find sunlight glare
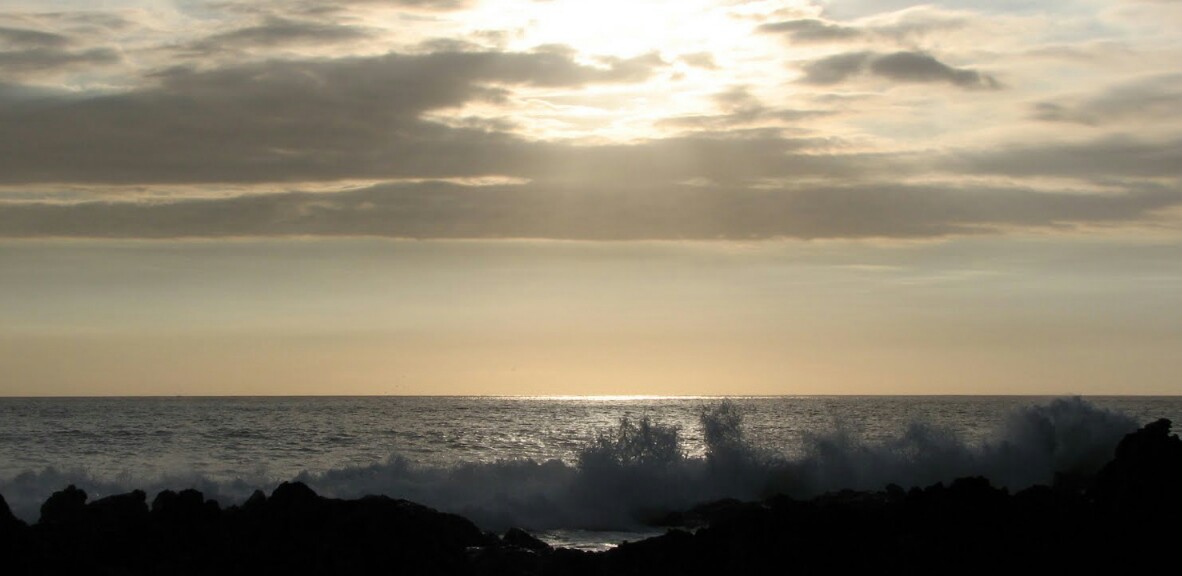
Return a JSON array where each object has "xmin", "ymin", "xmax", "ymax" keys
[
  {"xmin": 468, "ymin": 0, "xmax": 763, "ymax": 59},
  {"xmin": 435, "ymin": 0, "xmax": 815, "ymax": 142}
]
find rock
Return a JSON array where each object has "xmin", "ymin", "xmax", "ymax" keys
[
  {"xmin": 268, "ymin": 481, "xmax": 319, "ymax": 509},
  {"xmin": 152, "ymin": 488, "xmax": 217, "ymax": 527},
  {"xmin": 220, "ymin": 483, "xmax": 493, "ymax": 575},
  {"xmin": 0, "ymin": 491, "xmax": 25, "ymax": 532},
  {"xmin": 39, "ymin": 484, "xmax": 88, "ymax": 525},
  {"xmin": 503, "ymin": 527, "xmax": 551, "ymax": 552},
  {"xmin": 242, "ymin": 489, "xmax": 267, "ymax": 511},
  {"xmin": 659, "ymin": 497, "xmax": 755, "ymax": 528},
  {"xmin": 88, "ymin": 489, "xmax": 149, "ymax": 531},
  {"xmin": 1094, "ymin": 418, "xmax": 1182, "ymax": 514},
  {"xmin": 0, "ymin": 491, "xmax": 31, "ymax": 574},
  {"xmin": 603, "ymin": 529, "xmax": 696, "ymax": 574}
]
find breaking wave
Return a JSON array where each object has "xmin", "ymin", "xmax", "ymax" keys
[{"xmin": 0, "ymin": 397, "xmax": 1139, "ymax": 530}]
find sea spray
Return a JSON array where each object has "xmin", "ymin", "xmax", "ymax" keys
[
  {"xmin": 0, "ymin": 397, "xmax": 1149, "ymax": 530},
  {"xmin": 300, "ymin": 397, "xmax": 1139, "ymax": 529}
]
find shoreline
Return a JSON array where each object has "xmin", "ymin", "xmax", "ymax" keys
[{"xmin": 2, "ymin": 418, "xmax": 1179, "ymax": 574}]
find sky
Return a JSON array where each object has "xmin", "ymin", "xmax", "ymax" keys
[{"xmin": 1, "ymin": 0, "xmax": 1180, "ymax": 396}]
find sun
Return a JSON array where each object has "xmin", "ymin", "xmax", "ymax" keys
[{"xmin": 463, "ymin": 0, "xmax": 767, "ymax": 59}]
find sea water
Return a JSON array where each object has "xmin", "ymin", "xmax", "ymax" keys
[{"xmin": 1, "ymin": 395, "xmax": 1179, "ymax": 550}]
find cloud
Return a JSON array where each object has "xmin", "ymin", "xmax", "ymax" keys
[
  {"xmin": 0, "ymin": 22, "xmax": 121, "ymax": 78},
  {"xmin": 0, "ymin": 48, "xmax": 664, "ymax": 184},
  {"xmin": 1032, "ymin": 74, "xmax": 1182, "ymax": 126},
  {"xmin": 759, "ymin": 19, "xmax": 862, "ymax": 43},
  {"xmin": 0, "ymin": 82, "xmax": 62, "ymax": 104},
  {"xmin": 6, "ymin": 11, "xmax": 132, "ymax": 33},
  {"xmin": 0, "ymin": 46, "xmax": 120, "ymax": 77},
  {"xmin": 187, "ymin": 18, "xmax": 374, "ymax": 52},
  {"xmin": 0, "ymin": 2, "xmax": 1175, "ymax": 244},
  {"xmin": 800, "ymin": 51, "xmax": 1001, "ymax": 89},
  {"xmin": 334, "ymin": 0, "xmax": 474, "ymax": 9},
  {"xmin": 799, "ymin": 52, "xmax": 872, "ymax": 84},
  {"xmin": 759, "ymin": 8, "xmax": 970, "ymax": 45},
  {"xmin": 679, "ymin": 52, "xmax": 718, "ymax": 70},
  {"xmin": 657, "ymin": 87, "xmax": 830, "ymax": 130},
  {"xmin": 243, "ymin": 0, "xmax": 479, "ymax": 18},
  {"xmin": 3, "ymin": 179, "xmax": 1176, "ymax": 241},
  {"xmin": 957, "ymin": 137, "xmax": 1182, "ymax": 180},
  {"xmin": 0, "ymin": 26, "xmax": 71, "ymax": 48}
]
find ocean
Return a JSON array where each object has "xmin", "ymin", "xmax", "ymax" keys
[{"xmin": 2, "ymin": 395, "xmax": 1180, "ymax": 550}]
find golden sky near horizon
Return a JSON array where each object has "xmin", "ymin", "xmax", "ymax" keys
[{"xmin": 1, "ymin": 0, "xmax": 1181, "ymax": 395}]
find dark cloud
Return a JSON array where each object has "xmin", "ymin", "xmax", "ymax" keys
[
  {"xmin": 679, "ymin": 52, "xmax": 717, "ymax": 70},
  {"xmin": 870, "ymin": 52, "xmax": 998, "ymax": 88},
  {"xmin": 759, "ymin": 13, "xmax": 968, "ymax": 45},
  {"xmin": 801, "ymin": 51, "xmax": 1000, "ymax": 89},
  {"xmin": 0, "ymin": 49, "xmax": 663, "ymax": 184},
  {"xmin": 1031, "ymin": 102, "xmax": 1079, "ymax": 124},
  {"xmin": 3, "ymin": 180, "xmax": 1176, "ymax": 240},
  {"xmin": 0, "ymin": 46, "xmax": 120, "ymax": 77},
  {"xmin": 188, "ymin": 18, "xmax": 374, "ymax": 52},
  {"xmin": 1032, "ymin": 74, "xmax": 1182, "ymax": 126},
  {"xmin": 0, "ymin": 11, "xmax": 132, "ymax": 44},
  {"xmin": 0, "ymin": 17, "xmax": 124, "ymax": 76},
  {"xmin": 759, "ymin": 19, "xmax": 862, "ymax": 43},
  {"xmin": 800, "ymin": 52, "xmax": 872, "ymax": 84},
  {"xmin": 334, "ymin": 0, "xmax": 473, "ymax": 8},
  {"xmin": 713, "ymin": 86, "xmax": 762, "ymax": 109},
  {"xmin": 243, "ymin": 0, "xmax": 477, "ymax": 17},
  {"xmin": 0, "ymin": 26, "xmax": 71, "ymax": 48},
  {"xmin": 412, "ymin": 38, "xmax": 491, "ymax": 53},
  {"xmin": 33, "ymin": 11, "xmax": 131, "ymax": 31},
  {"xmin": 957, "ymin": 137, "xmax": 1182, "ymax": 180},
  {"xmin": 0, "ymin": 82, "xmax": 67, "ymax": 105},
  {"xmin": 0, "ymin": 17, "xmax": 122, "ymax": 76}
]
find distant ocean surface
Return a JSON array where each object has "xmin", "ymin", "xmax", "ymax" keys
[{"xmin": 2, "ymin": 396, "xmax": 1180, "ymax": 549}]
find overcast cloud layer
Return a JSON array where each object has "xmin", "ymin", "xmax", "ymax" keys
[{"xmin": 1, "ymin": 0, "xmax": 1181, "ymax": 240}]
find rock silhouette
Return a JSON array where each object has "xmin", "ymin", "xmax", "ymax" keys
[
  {"xmin": 1095, "ymin": 418, "xmax": 1182, "ymax": 513},
  {"xmin": 0, "ymin": 419, "xmax": 1178, "ymax": 575},
  {"xmin": 0, "ymin": 492, "xmax": 22, "ymax": 532}
]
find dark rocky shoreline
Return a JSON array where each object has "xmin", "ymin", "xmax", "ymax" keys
[{"xmin": 3, "ymin": 418, "xmax": 1179, "ymax": 575}]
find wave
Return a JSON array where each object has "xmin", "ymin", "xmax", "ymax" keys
[{"xmin": 0, "ymin": 397, "xmax": 1138, "ymax": 530}]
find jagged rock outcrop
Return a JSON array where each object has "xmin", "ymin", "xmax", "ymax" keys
[
  {"xmin": 1094, "ymin": 418, "xmax": 1182, "ymax": 514},
  {"xmin": 0, "ymin": 492, "xmax": 24, "ymax": 532}
]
